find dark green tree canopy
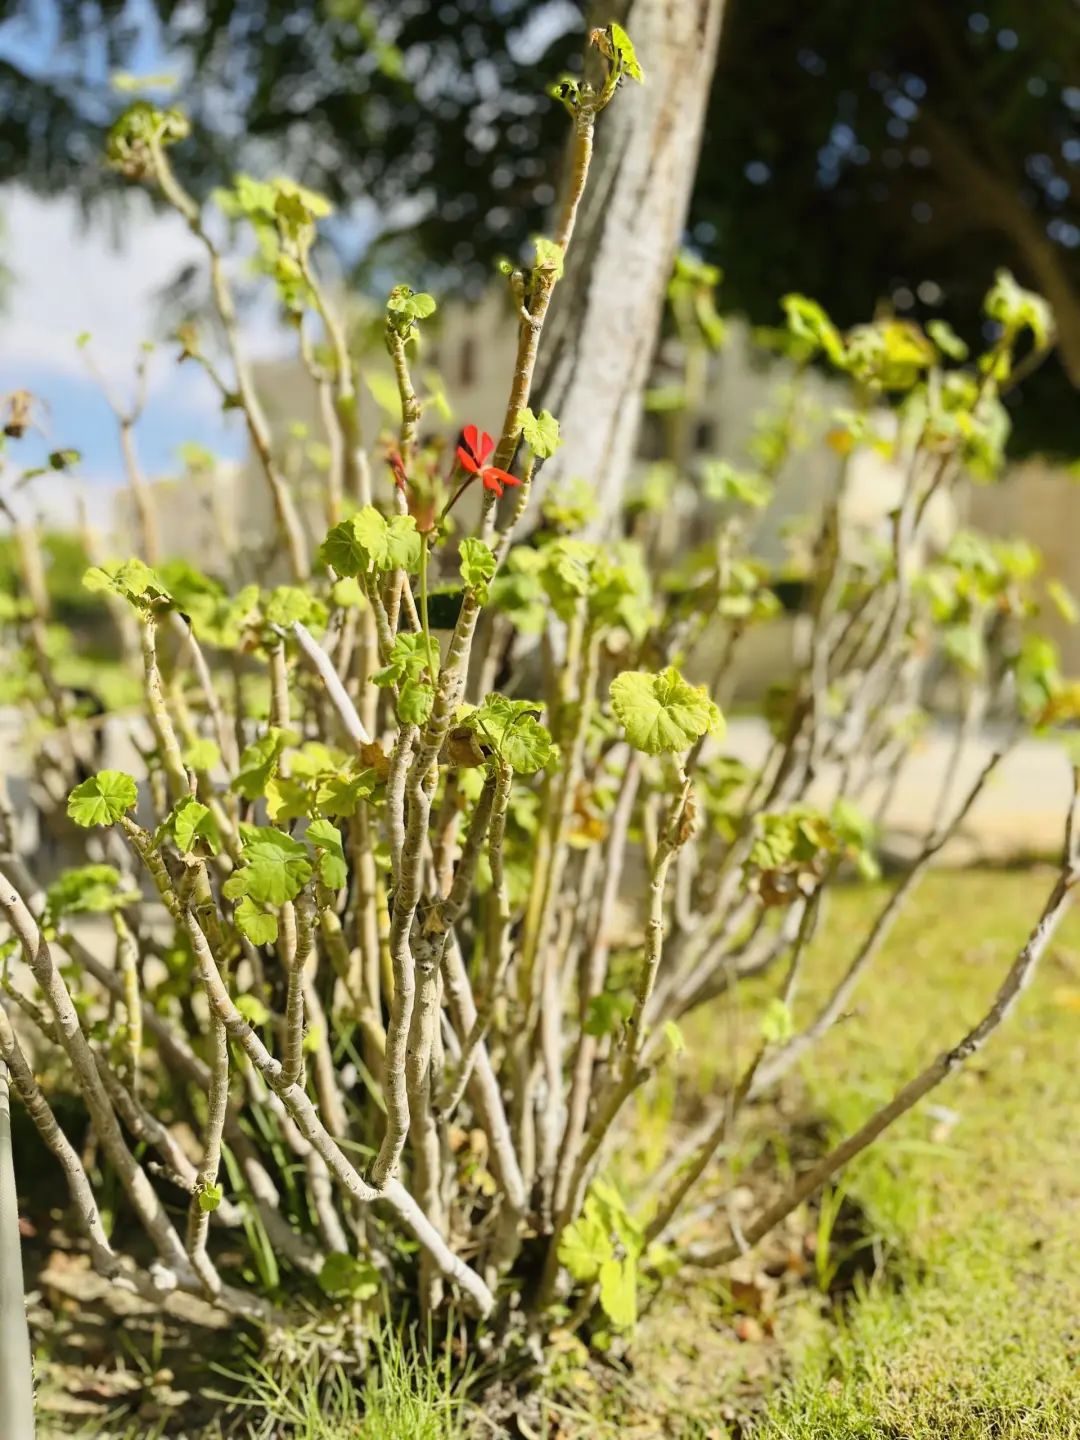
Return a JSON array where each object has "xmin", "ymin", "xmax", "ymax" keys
[
  {"xmin": 698, "ymin": 0, "xmax": 1080, "ymax": 452},
  {"xmin": 1, "ymin": 0, "xmax": 1076, "ymax": 450},
  {"xmin": 0, "ymin": 0, "xmax": 580, "ymax": 277}
]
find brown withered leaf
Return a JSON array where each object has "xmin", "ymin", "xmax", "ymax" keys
[
  {"xmin": 359, "ymin": 740, "xmax": 392, "ymax": 778},
  {"xmin": 676, "ymin": 787, "xmax": 698, "ymax": 847},
  {"xmin": 441, "ymin": 727, "xmax": 487, "ymax": 769}
]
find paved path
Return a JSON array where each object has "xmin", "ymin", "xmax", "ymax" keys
[{"xmin": 724, "ymin": 718, "xmax": 1073, "ymax": 864}]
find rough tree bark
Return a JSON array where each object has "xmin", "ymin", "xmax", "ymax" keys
[{"xmin": 534, "ymin": 0, "xmax": 727, "ymax": 531}]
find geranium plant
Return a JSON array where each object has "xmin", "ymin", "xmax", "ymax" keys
[{"xmin": 0, "ymin": 20, "xmax": 1078, "ymax": 1413}]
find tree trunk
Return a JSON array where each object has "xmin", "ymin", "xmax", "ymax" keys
[{"xmin": 534, "ymin": 0, "xmax": 726, "ymax": 532}]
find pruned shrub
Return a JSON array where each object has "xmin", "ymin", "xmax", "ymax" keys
[{"xmin": 0, "ymin": 22, "xmax": 1077, "ymax": 1409}]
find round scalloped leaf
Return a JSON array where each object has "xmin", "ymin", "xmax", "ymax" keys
[
  {"xmin": 609, "ymin": 668, "xmax": 724, "ymax": 755},
  {"xmin": 67, "ymin": 771, "xmax": 138, "ymax": 828},
  {"xmin": 237, "ymin": 826, "xmax": 312, "ymax": 905},
  {"xmin": 234, "ymin": 896, "xmax": 279, "ymax": 947}
]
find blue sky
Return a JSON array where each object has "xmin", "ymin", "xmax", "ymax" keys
[
  {"xmin": 0, "ymin": 3, "xmax": 273, "ymax": 533},
  {"xmin": 0, "ymin": 182, "xmax": 261, "ymax": 532}
]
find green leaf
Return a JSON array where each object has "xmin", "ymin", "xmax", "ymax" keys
[
  {"xmin": 984, "ymin": 269, "xmax": 1053, "ymax": 350},
  {"xmin": 264, "ymin": 585, "xmax": 323, "ymax": 628},
  {"xmin": 584, "ymin": 991, "xmax": 634, "ymax": 1037},
  {"xmin": 537, "ymin": 538, "xmax": 595, "ymax": 619},
  {"xmin": 459, "ymin": 538, "xmax": 497, "ymax": 600},
  {"xmin": 330, "ymin": 576, "xmax": 366, "ymax": 610},
  {"xmin": 67, "ymin": 771, "xmax": 138, "ymax": 828},
  {"xmin": 306, "ymin": 819, "xmax": 348, "ymax": 889},
  {"xmin": 532, "ymin": 235, "xmax": 565, "ymax": 279},
  {"xmin": 373, "ymin": 632, "xmax": 429, "ymax": 688},
  {"xmin": 314, "ymin": 766, "xmax": 379, "ymax": 818},
  {"xmin": 943, "ymin": 624, "xmax": 986, "ymax": 676},
  {"xmin": 516, "ymin": 407, "xmax": 562, "ymax": 459},
  {"xmin": 589, "ymin": 1178, "xmax": 643, "ymax": 1254},
  {"xmin": 467, "ymin": 695, "xmax": 555, "ymax": 774},
  {"xmin": 167, "ymin": 796, "xmax": 221, "ymax": 857},
  {"xmin": 197, "ymin": 1182, "xmax": 223, "ymax": 1214},
  {"xmin": 1047, "ymin": 579, "xmax": 1080, "ymax": 626},
  {"xmin": 264, "ymin": 776, "xmax": 311, "ymax": 824},
  {"xmin": 781, "ymin": 294, "xmax": 846, "ymax": 367},
  {"xmin": 106, "ymin": 100, "xmax": 189, "ymax": 169},
  {"xmin": 182, "ymin": 737, "xmax": 221, "ymax": 772},
  {"xmin": 83, "ymin": 558, "xmax": 171, "ymax": 611},
  {"xmin": 386, "ymin": 285, "xmax": 437, "ymax": 324},
  {"xmin": 548, "ymin": 75, "xmax": 581, "ymax": 113},
  {"xmin": 542, "ymin": 478, "xmax": 599, "ymax": 533},
  {"xmin": 272, "ymin": 178, "xmax": 333, "ymax": 234},
  {"xmin": 610, "ymin": 667, "xmax": 724, "ymax": 755},
  {"xmin": 234, "ymin": 896, "xmax": 279, "ymax": 946},
  {"xmin": 321, "ymin": 507, "xmax": 421, "ymax": 577},
  {"xmin": 761, "ymin": 997, "xmax": 794, "ymax": 1044},
  {"xmin": 702, "ymin": 460, "xmax": 771, "ymax": 509},
  {"xmin": 598, "ymin": 1254, "xmax": 637, "ymax": 1329},
  {"xmin": 927, "ymin": 319, "xmax": 969, "ymax": 362},
  {"xmin": 109, "ymin": 70, "xmax": 180, "ymax": 95},
  {"xmin": 644, "ymin": 385, "xmax": 687, "ymax": 413},
  {"xmin": 45, "ymin": 865, "xmax": 138, "ymax": 923},
  {"xmin": 558, "ymin": 1212, "xmax": 612, "ymax": 1283},
  {"xmin": 364, "ymin": 369, "xmax": 405, "ymax": 417},
  {"xmin": 233, "ymin": 728, "xmax": 292, "ymax": 800},
  {"xmin": 235, "ymin": 992, "xmax": 271, "ymax": 1026},
  {"xmin": 661, "ymin": 1019, "xmax": 685, "ymax": 1056},
  {"xmin": 607, "ymin": 21, "xmax": 644, "ymax": 83},
  {"xmin": 238, "ymin": 826, "xmax": 312, "ymax": 905},
  {"xmin": 321, "ymin": 515, "xmax": 372, "ymax": 577},
  {"xmin": 317, "ymin": 1251, "xmax": 380, "ymax": 1301},
  {"xmin": 398, "ymin": 678, "xmax": 435, "ymax": 726}
]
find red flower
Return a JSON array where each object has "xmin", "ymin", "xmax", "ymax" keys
[{"xmin": 457, "ymin": 423, "xmax": 521, "ymax": 499}]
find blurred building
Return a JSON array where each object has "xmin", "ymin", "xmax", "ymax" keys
[{"xmin": 111, "ymin": 460, "xmax": 245, "ymax": 567}]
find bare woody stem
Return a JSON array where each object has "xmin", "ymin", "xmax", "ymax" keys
[
  {"xmin": 0, "ymin": 871, "xmax": 191, "ymax": 1276},
  {"xmin": 0, "ymin": 1004, "xmax": 121, "ymax": 1279},
  {"xmin": 299, "ymin": 253, "xmax": 371, "ymax": 506},
  {"xmin": 537, "ymin": 770, "xmax": 695, "ymax": 1309},
  {"xmin": 689, "ymin": 858, "xmax": 1078, "ymax": 1270},
  {"xmin": 750, "ymin": 746, "xmax": 1008, "ymax": 1096},
  {"xmin": 176, "ymin": 901, "xmax": 493, "ymax": 1312},
  {"xmin": 184, "ymin": 1001, "xmax": 229, "ymax": 1296},
  {"xmin": 386, "ymin": 327, "xmax": 422, "ymax": 462},
  {"xmin": 150, "ymin": 143, "xmax": 310, "ymax": 581}
]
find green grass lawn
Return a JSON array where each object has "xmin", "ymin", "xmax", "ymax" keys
[
  {"xmin": 557, "ymin": 868, "xmax": 1080, "ymax": 1440},
  {"xmin": 751, "ymin": 868, "xmax": 1080, "ymax": 1440}
]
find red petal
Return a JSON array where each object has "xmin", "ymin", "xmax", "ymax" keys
[
  {"xmin": 482, "ymin": 472, "xmax": 504, "ymax": 497},
  {"xmin": 478, "ymin": 430, "xmax": 495, "ymax": 463},
  {"xmin": 456, "ymin": 445, "xmax": 480, "ymax": 475},
  {"xmin": 484, "ymin": 466, "xmax": 520, "ymax": 489},
  {"xmin": 462, "ymin": 423, "xmax": 480, "ymax": 459}
]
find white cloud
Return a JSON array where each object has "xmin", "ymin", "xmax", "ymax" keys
[
  {"xmin": 0, "ymin": 186, "xmax": 205, "ymax": 386},
  {"xmin": 0, "ymin": 185, "xmax": 291, "ymax": 388}
]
